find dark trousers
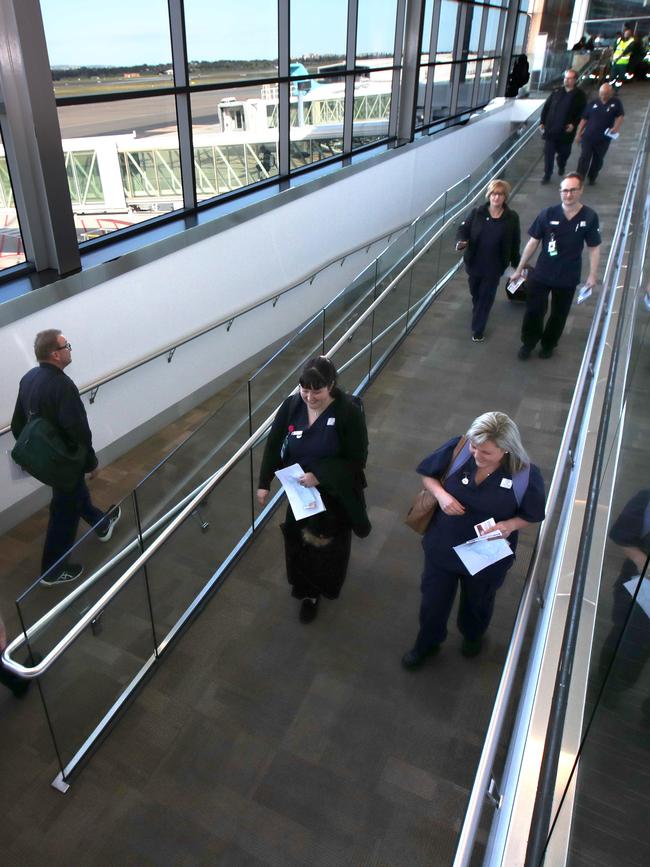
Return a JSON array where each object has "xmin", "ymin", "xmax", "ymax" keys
[
  {"xmin": 0, "ymin": 661, "xmax": 25, "ymax": 696},
  {"xmin": 576, "ymin": 137, "xmax": 610, "ymax": 182},
  {"xmin": 521, "ymin": 277, "xmax": 577, "ymax": 351},
  {"xmin": 468, "ymin": 272, "xmax": 501, "ymax": 335},
  {"xmin": 42, "ymin": 478, "xmax": 106, "ymax": 575},
  {"xmin": 414, "ymin": 561, "xmax": 508, "ymax": 653},
  {"xmin": 543, "ymin": 136, "xmax": 572, "ymax": 179},
  {"xmin": 598, "ymin": 573, "xmax": 650, "ymax": 694}
]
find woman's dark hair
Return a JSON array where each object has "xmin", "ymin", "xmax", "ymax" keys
[{"xmin": 299, "ymin": 356, "xmax": 338, "ymax": 392}]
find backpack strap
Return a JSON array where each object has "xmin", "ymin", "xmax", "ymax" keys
[
  {"xmin": 512, "ymin": 465, "xmax": 531, "ymax": 508},
  {"xmin": 447, "ymin": 434, "xmax": 531, "ymax": 508}
]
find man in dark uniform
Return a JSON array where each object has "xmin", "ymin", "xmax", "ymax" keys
[
  {"xmin": 539, "ymin": 69, "xmax": 586, "ymax": 184},
  {"xmin": 511, "ymin": 173, "xmax": 601, "ymax": 360},
  {"xmin": 11, "ymin": 330, "xmax": 121, "ymax": 587},
  {"xmin": 575, "ymin": 83, "xmax": 624, "ymax": 185}
]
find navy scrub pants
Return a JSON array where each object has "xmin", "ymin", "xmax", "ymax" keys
[
  {"xmin": 520, "ymin": 277, "xmax": 577, "ymax": 352},
  {"xmin": 413, "ymin": 560, "xmax": 510, "ymax": 653},
  {"xmin": 543, "ymin": 136, "xmax": 572, "ymax": 179},
  {"xmin": 576, "ymin": 137, "xmax": 610, "ymax": 182},
  {"xmin": 42, "ymin": 477, "xmax": 107, "ymax": 575},
  {"xmin": 467, "ymin": 272, "xmax": 502, "ymax": 336}
]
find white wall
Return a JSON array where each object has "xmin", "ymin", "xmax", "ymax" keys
[{"xmin": 0, "ymin": 99, "xmax": 542, "ymax": 526}]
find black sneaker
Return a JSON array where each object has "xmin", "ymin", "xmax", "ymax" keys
[
  {"xmin": 401, "ymin": 645, "xmax": 440, "ymax": 670},
  {"xmin": 472, "ymin": 332, "xmax": 484, "ymax": 342},
  {"xmin": 541, "ymin": 176, "xmax": 550, "ymax": 185},
  {"xmin": 518, "ymin": 345, "xmax": 532, "ymax": 360},
  {"xmin": 461, "ymin": 637, "xmax": 483, "ymax": 658},
  {"xmin": 539, "ymin": 346, "xmax": 554, "ymax": 359},
  {"xmin": 40, "ymin": 563, "xmax": 83, "ymax": 587},
  {"xmin": 97, "ymin": 505, "xmax": 122, "ymax": 542}
]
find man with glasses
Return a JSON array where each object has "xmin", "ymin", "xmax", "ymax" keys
[
  {"xmin": 511, "ymin": 173, "xmax": 601, "ymax": 360},
  {"xmin": 539, "ymin": 69, "xmax": 586, "ymax": 184},
  {"xmin": 575, "ymin": 83, "xmax": 624, "ymax": 185},
  {"xmin": 11, "ymin": 330, "xmax": 121, "ymax": 587}
]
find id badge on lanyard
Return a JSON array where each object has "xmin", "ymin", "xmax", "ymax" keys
[{"xmin": 547, "ymin": 233, "xmax": 557, "ymax": 257}]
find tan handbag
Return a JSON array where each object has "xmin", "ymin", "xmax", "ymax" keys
[
  {"xmin": 405, "ymin": 436, "xmax": 467, "ymax": 535},
  {"xmin": 404, "ymin": 488, "xmax": 438, "ymax": 534}
]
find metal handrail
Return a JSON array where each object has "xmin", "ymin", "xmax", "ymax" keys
[
  {"xmin": 0, "ymin": 225, "xmax": 408, "ymax": 436},
  {"xmin": 451, "ymin": 99, "xmax": 650, "ymax": 867},
  {"xmin": 0, "ymin": 107, "xmax": 540, "ymax": 437},
  {"xmin": 2, "ymin": 115, "xmax": 545, "ymax": 679}
]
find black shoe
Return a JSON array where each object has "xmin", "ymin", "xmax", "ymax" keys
[
  {"xmin": 541, "ymin": 176, "xmax": 550, "ymax": 185},
  {"xmin": 461, "ymin": 637, "xmax": 483, "ymax": 658},
  {"xmin": 97, "ymin": 505, "xmax": 122, "ymax": 542},
  {"xmin": 557, "ymin": 165, "xmax": 566, "ymax": 175},
  {"xmin": 401, "ymin": 645, "xmax": 440, "ymax": 670},
  {"xmin": 299, "ymin": 597, "xmax": 319, "ymax": 623},
  {"xmin": 588, "ymin": 177, "xmax": 596, "ymax": 186},
  {"xmin": 472, "ymin": 332, "xmax": 484, "ymax": 342},
  {"xmin": 539, "ymin": 346, "xmax": 554, "ymax": 359},
  {"xmin": 518, "ymin": 345, "xmax": 532, "ymax": 360},
  {"xmin": 40, "ymin": 563, "xmax": 83, "ymax": 587}
]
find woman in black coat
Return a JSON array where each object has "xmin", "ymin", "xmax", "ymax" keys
[
  {"xmin": 257, "ymin": 356, "xmax": 371, "ymax": 623},
  {"xmin": 456, "ymin": 178, "xmax": 521, "ymax": 342}
]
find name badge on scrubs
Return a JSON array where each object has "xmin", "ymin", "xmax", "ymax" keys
[
  {"xmin": 547, "ymin": 236, "xmax": 557, "ymax": 257},
  {"xmin": 291, "ymin": 430, "xmax": 303, "ymax": 439},
  {"xmin": 326, "ymin": 417, "xmax": 336, "ymax": 426},
  {"xmin": 500, "ymin": 478, "xmax": 513, "ymax": 489}
]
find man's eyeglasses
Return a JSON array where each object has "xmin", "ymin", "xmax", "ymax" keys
[
  {"xmin": 55, "ymin": 342, "xmax": 72, "ymax": 351},
  {"xmin": 560, "ymin": 188, "xmax": 581, "ymax": 194}
]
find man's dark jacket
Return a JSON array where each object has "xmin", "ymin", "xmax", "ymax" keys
[
  {"xmin": 541, "ymin": 87, "xmax": 587, "ymax": 142},
  {"xmin": 11, "ymin": 363, "xmax": 98, "ymax": 474}
]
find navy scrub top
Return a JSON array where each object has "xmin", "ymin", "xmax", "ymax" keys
[
  {"xmin": 529, "ymin": 203, "xmax": 600, "ymax": 288},
  {"xmin": 417, "ymin": 436, "xmax": 546, "ymax": 572},
  {"xmin": 282, "ymin": 400, "xmax": 340, "ymax": 470}
]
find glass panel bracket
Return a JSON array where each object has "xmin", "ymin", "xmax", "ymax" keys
[{"xmin": 486, "ymin": 777, "xmax": 503, "ymax": 810}]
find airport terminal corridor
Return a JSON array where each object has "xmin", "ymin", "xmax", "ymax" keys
[{"xmin": 0, "ymin": 84, "xmax": 648, "ymax": 866}]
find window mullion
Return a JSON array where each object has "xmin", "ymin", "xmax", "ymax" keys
[{"xmin": 0, "ymin": 0, "xmax": 79, "ymax": 275}]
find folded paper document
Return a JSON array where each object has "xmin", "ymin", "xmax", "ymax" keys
[
  {"xmin": 275, "ymin": 464, "xmax": 326, "ymax": 521},
  {"xmin": 453, "ymin": 533, "xmax": 512, "ymax": 575}
]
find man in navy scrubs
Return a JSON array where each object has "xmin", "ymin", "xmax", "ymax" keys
[
  {"xmin": 511, "ymin": 173, "xmax": 601, "ymax": 360},
  {"xmin": 575, "ymin": 83, "xmax": 624, "ymax": 185}
]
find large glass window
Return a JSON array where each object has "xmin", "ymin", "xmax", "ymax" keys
[
  {"xmin": 58, "ymin": 97, "xmax": 181, "ymax": 242},
  {"xmin": 290, "ymin": 0, "xmax": 348, "ymax": 70},
  {"xmin": 356, "ymin": 0, "xmax": 398, "ymax": 65},
  {"xmin": 192, "ymin": 85, "xmax": 279, "ymax": 203},
  {"xmin": 0, "ymin": 128, "xmax": 27, "ymax": 271},
  {"xmin": 184, "ymin": 0, "xmax": 278, "ymax": 83},
  {"xmin": 41, "ymin": 0, "xmax": 173, "ymax": 98}
]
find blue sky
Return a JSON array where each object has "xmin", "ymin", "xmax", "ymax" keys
[{"xmin": 41, "ymin": 0, "xmax": 398, "ymax": 66}]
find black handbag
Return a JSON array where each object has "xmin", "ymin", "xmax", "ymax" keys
[{"xmin": 11, "ymin": 415, "xmax": 87, "ymax": 493}]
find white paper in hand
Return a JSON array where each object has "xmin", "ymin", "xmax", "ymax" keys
[
  {"xmin": 453, "ymin": 535, "xmax": 512, "ymax": 575},
  {"xmin": 576, "ymin": 284, "xmax": 592, "ymax": 304},
  {"xmin": 275, "ymin": 464, "xmax": 326, "ymax": 521}
]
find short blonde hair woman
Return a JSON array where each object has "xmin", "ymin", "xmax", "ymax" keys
[
  {"xmin": 402, "ymin": 412, "xmax": 545, "ymax": 667},
  {"xmin": 456, "ymin": 177, "xmax": 521, "ymax": 342}
]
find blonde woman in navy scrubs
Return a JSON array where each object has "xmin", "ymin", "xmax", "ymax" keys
[
  {"xmin": 402, "ymin": 412, "xmax": 545, "ymax": 668},
  {"xmin": 257, "ymin": 357, "xmax": 370, "ymax": 624}
]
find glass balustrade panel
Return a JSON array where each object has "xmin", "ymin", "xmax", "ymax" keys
[
  {"xmin": 14, "ymin": 493, "xmax": 142, "ymax": 650},
  {"xmin": 144, "ymin": 456, "xmax": 254, "ymax": 647}
]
